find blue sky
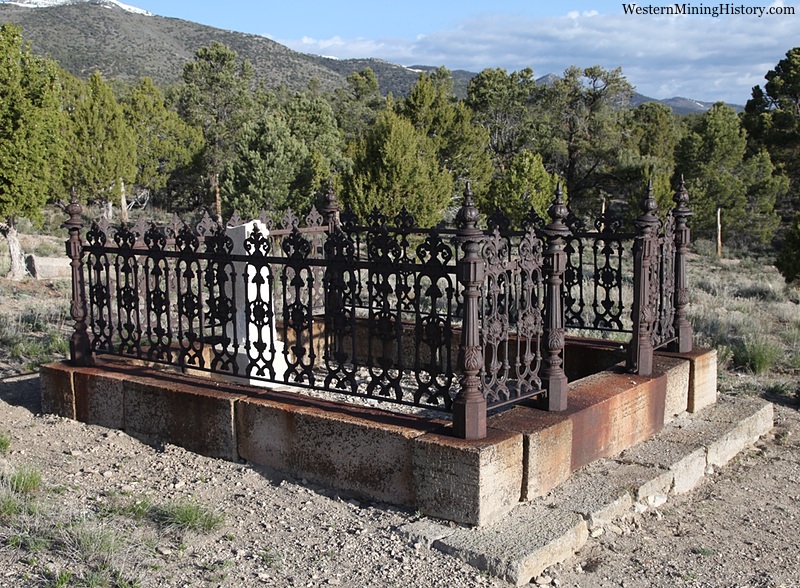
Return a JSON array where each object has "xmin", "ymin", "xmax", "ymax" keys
[{"xmin": 129, "ymin": 0, "xmax": 800, "ymax": 104}]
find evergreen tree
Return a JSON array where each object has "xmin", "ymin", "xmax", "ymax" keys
[
  {"xmin": 535, "ymin": 66, "xmax": 633, "ymax": 213},
  {"xmin": 282, "ymin": 91, "xmax": 350, "ymax": 196},
  {"xmin": 343, "ymin": 104, "xmax": 453, "ymax": 226},
  {"xmin": 330, "ymin": 68, "xmax": 384, "ymax": 144},
  {"xmin": 401, "ymin": 67, "xmax": 492, "ymax": 199},
  {"xmin": 221, "ymin": 113, "xmax": 310, "ymax": 220},
  {"xmin": 483, "ymin": 150, "xmax": 562, "ymax": 227},
  {"xmin": 465, "ymin": 67, "xmax": 538, "ymax": 166},
  {"xmin": 122, "ymin": 78, "xmax": 204, "ymax": 211},
  {"xmin": 0, "ymin": 24, "xmax": 65, "ymax": 279},
  {"xmin": 742, "ymin": 47, "xmax": 800, "ymax": 214},
  {"xmin": 64, "ymin": 71, "xmax": 137, "ymax": 220},
  {"xmin": 614, "ymin": 102, "xmax": 680, "ymax": 216},
  {"xmin": 178, "ymin": 41, "xmax": 254, "ymax": 218},
  {"xmin": 676, "ymin": 102, "xmax": 784, "ymax": 245}
]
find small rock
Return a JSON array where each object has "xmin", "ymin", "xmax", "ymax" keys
[
  {"xmin": 535, "ymin": 575, "xmax": 552, "ymax": 585},
  {"xmin": 69, "ymin": 449, "xmax": 83, "ymax": 456},
  {"xmin": 590, "ymin": 527, "xmax": 605, "ymax": 538},
  {"xmin": 647, "ymin": 493, "xmax": 668, "ymax": 508},
  {"xmin": 634, "ymin": 503, "xmax": 648, "ymax": 514},
  {"xmin": 608, "ymin": 524, "xmax": 624, "ymax": 536},
  {"xmin": 157, "ymin": 546, "xmax": 173, "ymax": 556},
  {"xmin": 705, "ymin": 465, "xmax": 715, "ymax": 475}
]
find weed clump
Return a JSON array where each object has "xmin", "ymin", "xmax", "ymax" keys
[
  {"xmin": 732, "ymin": 337, "xmax": 782, "ymax": 374},
  {"xmin": 151, "ymin": 499, "xmax": 224, "ymax": 533}
]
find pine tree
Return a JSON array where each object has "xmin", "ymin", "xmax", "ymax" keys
[
  {"xmin": 221, "ymin": 113, "xmax": 310, "ymax": 219},
  {"xmin": 0, "ymin": 24, "xmax": 66, "ymax": 279},
  {"xmin": 343, "ymin": 104, "xmax": 453, "ymax": 226},
  {"xmin": 178, "ymin": 42, "xmax": 254, "ymax": 218},
  {"xmin": 122, "ymin": 78, "xmax": 204, "ymax": 207},
  {"xmin": 401, "ymin": 68, "xmax": 493, "ymax": 199},
  {"xmin": 64, "ymin": 71, "xmax": 137, "ymax": 220},
  {"xmin": 483, "ymin": 150, "xmax": 562, "ymax": 227},
  {"xmin": 676, "ymin": 102, "xmax": 784, "ymax": 245}
]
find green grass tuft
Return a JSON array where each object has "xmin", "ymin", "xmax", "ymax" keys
[
  {"xmin": 7, "ymin": 465, "xmax": 43, "ymax": 495},
  {"xmin": 151, "ymin": 500, "xmax": 223, "ymax": 533},
  {"xmin": 732, "ymin": 337, "xmax": 783, "ymax": 374}
]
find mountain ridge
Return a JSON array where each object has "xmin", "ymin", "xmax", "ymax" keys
[{"xmin": 0, "ymin": 1, "xmax": 742, "ymax": 113}]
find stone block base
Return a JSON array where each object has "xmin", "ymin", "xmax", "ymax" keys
[{"xmin": 39, "ymin": 348, "xmax": 715, "ymax": 527}]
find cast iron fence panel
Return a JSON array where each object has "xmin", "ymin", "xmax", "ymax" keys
[
  {"xmin": 479, "ymin": 226, "xmax": 545, "ymax": 407},
  {"xmin": 75, "ymin": 202, "xmax": 549, "ymax": 414},
  {"xmin": 563, "ymin": 213, "xmax": 635, "ymax": 335}
]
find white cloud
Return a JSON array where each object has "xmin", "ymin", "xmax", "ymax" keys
[{"xmin": 276, "ymin": 6, "xmax": 800, "ymax": 104}]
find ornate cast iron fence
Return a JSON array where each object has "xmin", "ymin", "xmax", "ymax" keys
[{"xmin": 63, "ymin": 181, "xmax": 693, "ymax": 440}]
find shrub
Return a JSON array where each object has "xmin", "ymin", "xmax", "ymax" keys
[{"xmin": 731, "ymin": 337, "xmax": 782, "ymax": 374}]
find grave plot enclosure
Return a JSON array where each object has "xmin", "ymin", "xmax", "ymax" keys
[{"xmin": 62, "ymin": 181, "xmax": 693, "ymax": 440}]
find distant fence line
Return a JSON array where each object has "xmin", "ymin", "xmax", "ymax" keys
[{"xmin": 63, "ymin": 181, "xmax": 693, "ymax": 439}]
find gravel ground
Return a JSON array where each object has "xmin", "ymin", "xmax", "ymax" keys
[{"xmin": 1, "ymin": 373, "xmax": 799, "ymax": 588}]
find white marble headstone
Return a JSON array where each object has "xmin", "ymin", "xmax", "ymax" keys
[{"xmin": 225, "ymin": 220, "xmax": 288, "ymax": 387}]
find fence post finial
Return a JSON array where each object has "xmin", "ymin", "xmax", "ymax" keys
[
  {"xmin": 629, "ymin": 181, "xmax": 661, "ymax": 375},
  {"xmin": 669, "ymin": 177, "xmax": 693, "ymax": 353},
  {"xmin": 454, "ymin": 181, "xmax": 487, "ymax": 439},
  {"xmin": 539, "ymin": 183, "xmax": 570, "ymax": 411},
  {"xmin": 63, "ymin": 188, "xmax": 92, "ymax": 366}
]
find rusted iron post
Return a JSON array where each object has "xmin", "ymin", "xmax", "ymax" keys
[
  {"xmin": 669, "ymin": 178, "xmax": 693, "ymax": 353},
  {"xmin": 539, "ymin": 185, "xmax": 570, "ymax": 411},
  {"xmin": 453, "ymin": 183, "xmax": 487, "ymax": 439},
  {"xmin": 63, "ymin": 190, "xmax": 93, "ymax": 366},
  {"xmin": 630, "ymin": 181, "xmax": 660, "ymax": 375}
]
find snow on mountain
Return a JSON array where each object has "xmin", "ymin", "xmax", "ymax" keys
[{"xmin": 3, "ymin": 0, "xmax": 152, "ymax": 16}]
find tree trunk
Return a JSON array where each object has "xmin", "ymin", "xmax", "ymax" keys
[
  {"xmin": 102, "ymin": 199, "xmax": 114, "ymax": 222},
  {"xmin": 1, "ymin": 219, "xmax": 28, "ymax": 280},
  {"xmin": 120, "ymin": 178, "xmax": 129, "ymax": 225},
  {"xmin": 716, "ymin": 207, "xmax": 722, "ymax": 257},
  {"xmin": 212, "ymin": 172, "xmax": 222, "ymax": 221}
]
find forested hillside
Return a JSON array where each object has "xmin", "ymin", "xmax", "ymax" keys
[{"xmin": 0, "ymin": 15, "xmax": 798, "ymax": 281}]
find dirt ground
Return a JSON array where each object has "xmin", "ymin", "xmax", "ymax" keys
[{"xmin": 1, "ymin": 372, "xmax": 799, "ymax": 587}]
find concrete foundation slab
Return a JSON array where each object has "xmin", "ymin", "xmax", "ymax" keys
[{"xmin": 433, "ymin": 502, "xmax": 589, "ymax": 586}]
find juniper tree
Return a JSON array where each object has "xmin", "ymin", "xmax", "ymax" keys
[
  {"xmin": 0, "ymin": 24, "xmax": 65, "ymax": 279},
  {"xmin": 178, "ymin": 42, "xmax": 254, "ymax": 218},
  {"xmin": 122, "ymin": 77, "xmax": 204, "ymax": 215},
  {"xmin": 63, "ymin": 70, "xmax": 137, "ymax": 221}
]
